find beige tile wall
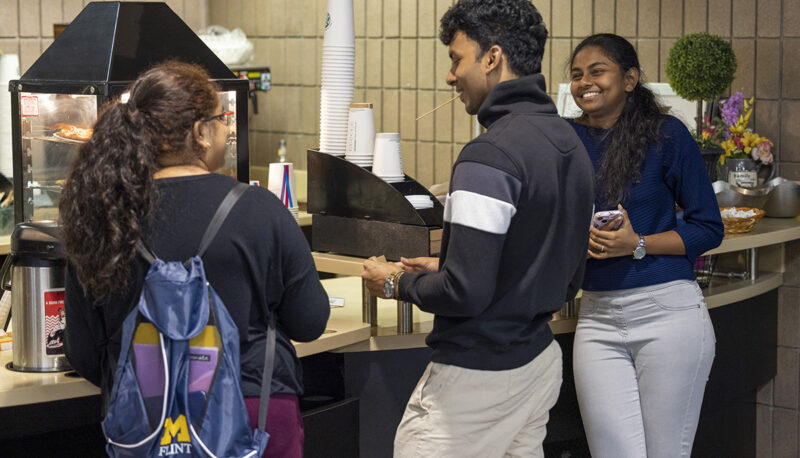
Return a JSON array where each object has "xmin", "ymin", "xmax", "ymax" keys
[
  {"xmin": 210, "ymin": 0, "xmax": 799, "ymax": 193},
  {"xmin": 0, "ymin": 0, "xmax": 208, "ymax": 74},
  {"xmin": 211, "ymin": 0, "xmax": 475, "ymax": 179}
]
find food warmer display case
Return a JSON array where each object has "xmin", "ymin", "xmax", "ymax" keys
[{"xmin": 8, "ymin": 1, "xmax": 249, "ymax": 224}]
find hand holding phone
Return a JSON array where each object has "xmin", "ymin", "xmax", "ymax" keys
[{"xmin": 592, "ymin": 210, "xmax": 623, "ymax": 231}]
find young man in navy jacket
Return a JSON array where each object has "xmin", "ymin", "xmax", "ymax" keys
[{"xmin": 363, "ymin": 1, "xmax": 595, "ymax": 455}]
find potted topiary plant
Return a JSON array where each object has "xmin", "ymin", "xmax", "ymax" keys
[{"xmin": 666, "ymin": 33, "xmax": 737, "ymax": 181}]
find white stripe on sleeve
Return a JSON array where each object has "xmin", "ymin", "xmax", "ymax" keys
[{"xmin": 444, "ymin": 190, "xmax": 517, "ymax": 235}]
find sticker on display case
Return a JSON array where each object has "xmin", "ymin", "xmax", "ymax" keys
[
  {"xmin": 20, "ymin": 95, "xmax": 39, "ymax": 117},
  {"xmin": 43, "ymin": 289, "xmax": 66, "ymax": 356}
]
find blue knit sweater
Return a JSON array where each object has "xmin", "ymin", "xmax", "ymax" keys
[{"xmin": 567, "ymin": 115, "xmax": 724, "ymax": 292}]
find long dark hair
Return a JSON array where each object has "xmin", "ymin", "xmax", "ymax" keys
[
  {"xmin": 571, "ymin": 34, "xmax": 664, "ymax": 207},
  {"xmin": 59, "ymin": 61, "xmax": 219, "ymax": 302}
]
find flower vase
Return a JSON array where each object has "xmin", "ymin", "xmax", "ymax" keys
[
  {"xmin": 719, "ymin": 158, "xmax": 759, "ymax": 188},
  {"xmin": 699, "ymin": 146, "xmax": 723, "ymax": 182}
]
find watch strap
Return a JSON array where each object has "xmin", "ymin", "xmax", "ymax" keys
[
  {"xmin": 633, "ymin": 234, "xmax": 646, "ymax": 259},
  {"xmin": 392, "ymin": 271, "xmax": 405, "ymax": 300},
  {"xmin": 385, "ymin": 270, "xmax": 404, "ymax": 299}
]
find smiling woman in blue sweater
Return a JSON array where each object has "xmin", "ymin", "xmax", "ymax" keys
[{"xmin": 566, "ymin": 34, "xmax": 724, "ymax": 458}]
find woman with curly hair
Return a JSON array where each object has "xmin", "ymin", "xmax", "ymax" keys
[
  {"xmin": 60, "ymin": 61, "xmax": 329, "ymax": 458},
  {"xmin": 566, "ymin": 34, "xmax": 723, "ymax": 457}
]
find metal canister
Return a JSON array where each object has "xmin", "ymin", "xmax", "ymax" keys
[{"xmin": 4, "ymin": 221, "xmax": 70, "ymax": 372}]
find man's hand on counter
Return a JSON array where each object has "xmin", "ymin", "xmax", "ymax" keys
[
  {"xmin": 399, "ymin": 257, "xmax": 440, "ymax": 273},
  {"xmin": 362, "ymin": 257, "xmax": 404, "ymax": 299}
]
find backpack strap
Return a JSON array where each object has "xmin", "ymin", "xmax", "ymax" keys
[
  {"xmin": 135, "ymin": 241, "xmax": 157, "ymax": 264},
  {"xmin": 257, "ymin": 312, "xmax": 277, "ymax": 432},
  {"xmin": 201, "ymin": 182, "xmax": 275, "ymax": 433},
  {"xmin": 196, "ymin": 182, "xmax": 250, "ymax": 258}
]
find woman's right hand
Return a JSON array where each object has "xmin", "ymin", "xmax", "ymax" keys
[
  {"xmin": 399, "ymin": 256, "xmax": 439, "ymax": 273},
  {"xmin": 588, "ymin": 205, "xmax": 639, "ymax": 259}
]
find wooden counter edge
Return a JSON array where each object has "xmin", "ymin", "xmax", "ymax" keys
[
  {"xmin": 293, "ymin": 318, "xmax": 371, "ymax": 358},
  {"xmin": 707, "ymin": 217, "xmax": 800, "ymax": 255}
]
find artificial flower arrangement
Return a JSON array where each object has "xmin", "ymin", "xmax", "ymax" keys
[
  {"xmin": 696, "ymin": 115, "xmax": 723, "ymax": 149},
  {"xmin": 715, "ymin": 92, "xmax": 773, "ymax": 165}
]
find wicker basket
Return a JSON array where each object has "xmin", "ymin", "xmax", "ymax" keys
[{"xmin": 720, "ymin": 207, "xmax": 765, "ymax": 234}]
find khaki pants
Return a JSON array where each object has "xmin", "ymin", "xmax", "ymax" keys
[{"xmin": 394, "ymin": 341, "xmax": 562, "ymax": 458}]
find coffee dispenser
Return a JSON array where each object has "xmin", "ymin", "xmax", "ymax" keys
[{"xmin": 1, "ymin": 221, "xmax": 70, "ymax": 372}]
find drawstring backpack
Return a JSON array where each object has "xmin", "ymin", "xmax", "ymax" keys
[{"xmin": 101, "ymin": 183, "xmax": 276, "ymax": 457}]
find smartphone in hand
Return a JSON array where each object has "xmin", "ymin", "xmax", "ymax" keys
[{"xmin": 592, "ymin": 210, "xmax": 623, "ymax": 231}]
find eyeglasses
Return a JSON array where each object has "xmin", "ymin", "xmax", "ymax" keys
[{"xmin": 202, "ymin": 111, "xmax": 234, "ymax": 126}]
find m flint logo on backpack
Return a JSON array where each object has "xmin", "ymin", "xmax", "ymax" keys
[{"xmin": 159, "ymin": 415, "xmax": 192, "ymax": 456}]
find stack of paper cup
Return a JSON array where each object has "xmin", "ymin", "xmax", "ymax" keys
[
  {"xmin": 345, "ymin": 103, "xmax": 374, "ymax": 167},
  {"xmin": 405, "ymin": 195, "xmax": 434, "ymax": 210},
  {"xmin": 319, "ymin": 0, "xmax": 354, "ymax": 156},
  {"xmin": 372, "ymin": 133, "xmax": 404, "ymax": 183},
  {"xmin": 0, "ymin": 54, "xmax": 20, "ymax": 179},
  {"xmin": 268, "ymin": 162, "xmax": 300, "ymax": 222}
]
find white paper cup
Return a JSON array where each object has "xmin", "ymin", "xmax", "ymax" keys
[
  {"xmin": 321, "ymin": 49, "xmax": 355, "ymax": 54},
  {"xmin": 372, "ymin": 133, "xmax": 403, "ymax": 178},
  {"xmin": 405, "ymin": 195, "xmax": 434, "ymax": 209},
  {"xmin": 345, "ymin": 103, "xmax": 374, "ymax": 166},
  {"xmin": 321, "ymin": 82, "xmax": 355, "ymax": 90},
  {"xmin": 319, "ymin": 0, "xmax": 354, "ymax": 150},
  {"xmin": 321, "ymin": 70, "xmax": 355, "ymax": 77},
  {"xmin": 321, "ymin": 51, "xmax": 355, "ymax": 58},
  {"xmin": 267, "ymin": 162, "xmax": 299, "ymax": 209},
  {"xmin": 323, "ymin": 0, "xmax": 355, "ymax": 48},
  {"xmin": 322, "ymin": 44, "xmax": 356, "ymax": 50},
  {"xmin": 0, "ymin": 54, "xmax": 19, "ymax": 178},
  {"xmin": 0, "ymin": 54, "xmax": 20, "ymax": 84},
  {"xmin": 321, "ymin": 77, "xmax": 355, "ymax": 83}
]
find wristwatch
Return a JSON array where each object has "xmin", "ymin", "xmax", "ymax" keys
[
  {"xmin": 383, "ymin": 271, "xmax": 404, "ymax": 299},
  {"xmin": 633, "ymin": 234, "xmax": 646, "ymax": 260}
]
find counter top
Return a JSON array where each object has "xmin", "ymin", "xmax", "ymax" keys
[
  {"xmin": 297, "ymin": 210, "xmax": 312, "ymax": 227},
  {"xmin": 0, "ymin": 352, "xmax": 100, "ymax": 407},
  {"xmin": 706, "ymin": 216, "xmax": 800, "ymax": 255},
  {"xmin": 0, "ymin": 277, "xmax": 372, "ymax": 408},
  {"xmin": 294, "ymin": 315, "xmax": 371, "ymax": 358},
  {"xmin": 313, "ymin": 270, "xmax": 784, "ymax": 353}
]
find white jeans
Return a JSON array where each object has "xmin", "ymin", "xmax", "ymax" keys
[
  {"xmin": 394, "ymin": 340, "xmax": 562, "ymax": 458},
  {"xmin": 573, "ymin": 280, "xmax": 715, "ymax": 458}
]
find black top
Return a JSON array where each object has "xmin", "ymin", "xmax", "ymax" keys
[
  {"xmin": 398, "ymin": 74, "xmax": 595, "ymax": 370},
  {"xmin": 64, "ymin": 173, "xmax": 329, "ymax": 401}
]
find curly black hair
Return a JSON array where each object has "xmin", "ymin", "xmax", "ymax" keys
[
  {"xmin": 439, "ymin": 0, "xmax": 548, "ymax": 76},
  {"xmin": 571, "ymin": 34, "xmax": 664, "ymax": 207},
  {"xmin": 59, "ymin": 61, "xmax": 219, "ymax": 302}
]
